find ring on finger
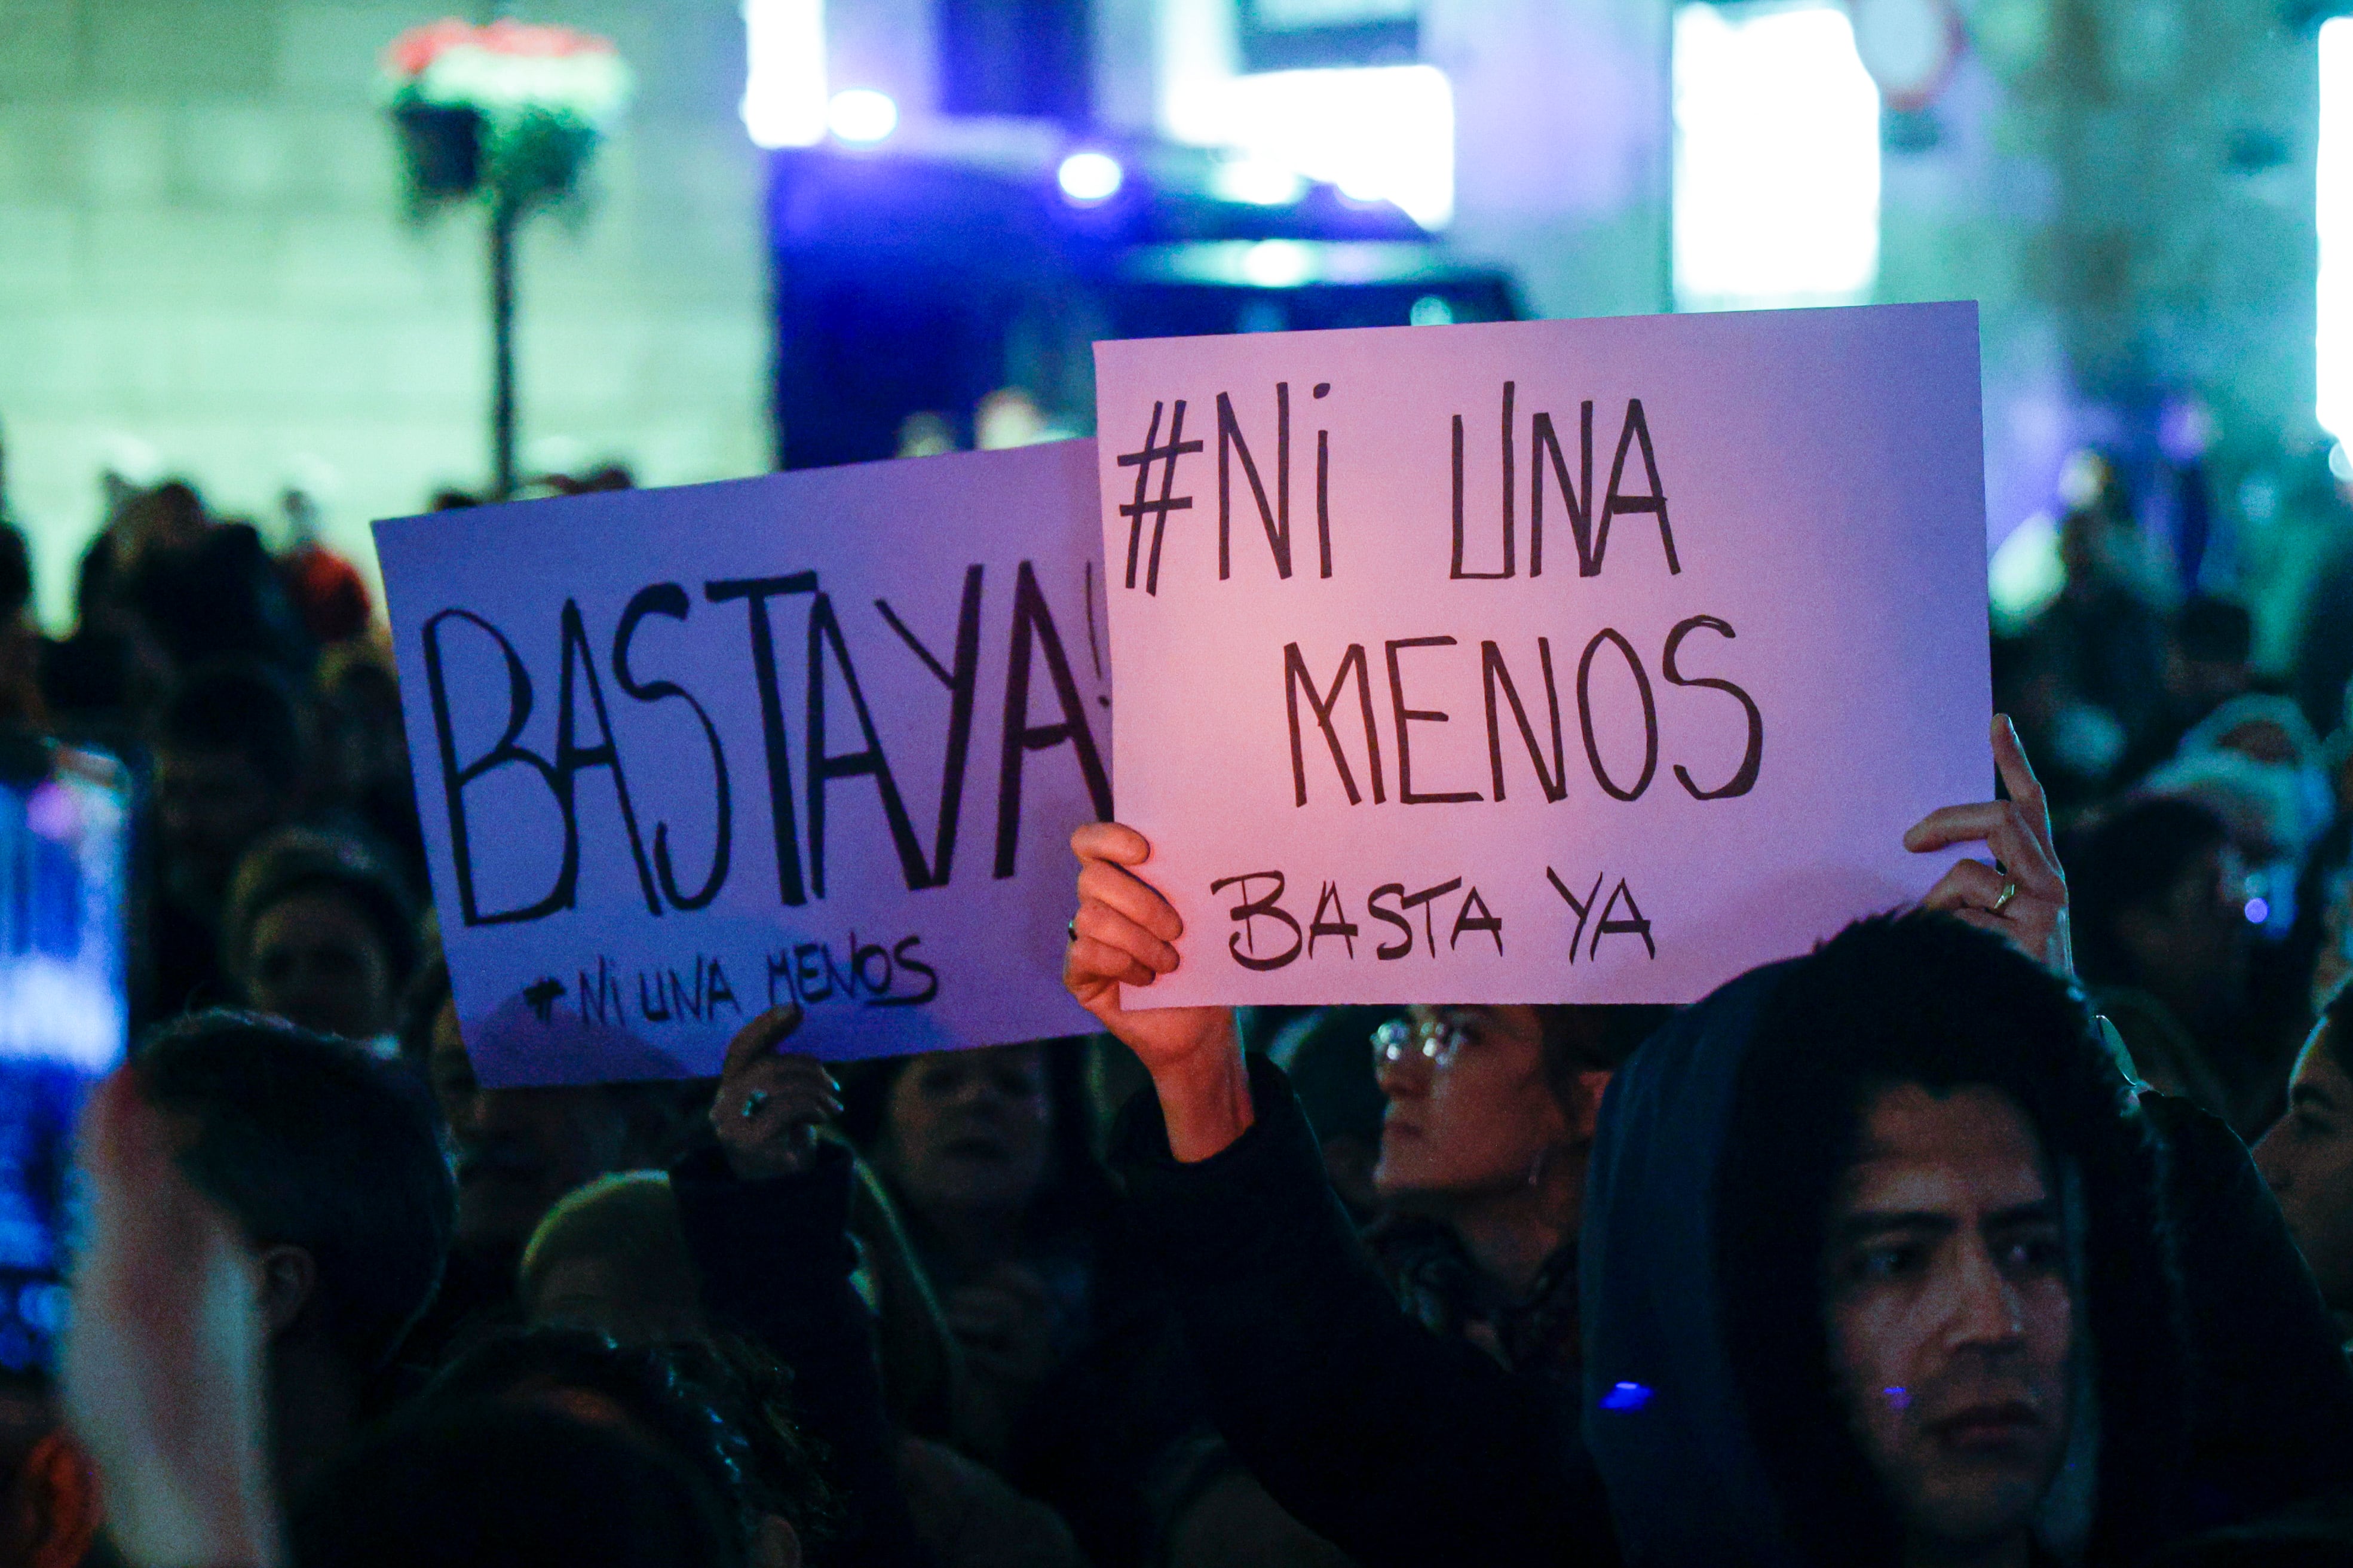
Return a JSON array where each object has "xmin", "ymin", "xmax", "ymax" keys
[
  {"xmin": 1992, "ymin": 879, "xmax": 2020, "ymax": 915},
  {"xmin": 742, "ymin": 1088, "xmax": 771, "ymax": 1121}
]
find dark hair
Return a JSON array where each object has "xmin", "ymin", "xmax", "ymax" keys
[
  {"xmin": 1715, "ymin": 912, "xmax": 2187, "ymax": 1567},
  {"xmin": 0, "ymin": 524, "xmax": 32, "ymax": 625},
  {"xmin": 222, "ymin": 827, "xmax": 421, "ymax": 994},
  {"xmin": 1534, "ymin": 1005, "xmax": 1674, "ymax": 1111},
  {"xmin": 2176, "ymin": 597, "xmax": 2254, "ymax": 667},
  {"xmin": 838, "ymin": 1036, "xmax": 1117, "ymax": 1241},
  {"xmin": 429, "ymin": 1328, "xmax": 838, "ymax": 1556},
  {"xmin": 2068, "ymin": 796, "xmax": 2233, "ymax": 985},
  {"xmin": 136, "ymin": 1013, "xmax": 454, "ymax": 1370},
  {"xmin": 290, "ymin": 1398, "xmax": 740, "ymax": 1568},
  {"xmin": 152, "ymin": 658, "xmax": 305, "ymax": 793}
]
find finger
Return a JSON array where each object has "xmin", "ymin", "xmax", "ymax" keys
[
  {"xmin": 1073, "ymin": 821, "xmax": 1152, "ymax": 867},
  {"xmin": 1921, "ymin": 858, "xmax": 2009, "ymax": 913},
  {"xmin": 1065, "ymin": 933, "xmax": 1160, "ymax": 993},
  {"xmin": 1074, "ymin": 901, "xmax": 1179, "ymax": 975},
  {"xmin": 1992, "ymin": 713, "xmax": 2049, "ymax": 821},
  {"xmin": 1902, "ymin": 803, "xmax": 2064, "ymax": 893},
  {"xmin": 1903, "ymin": 802, "xmax": 2010, "ymax": 854},
  {"xmin": 721, "ymin": 1004, "xmax": 805, "ymax": 1081},
  {"xmin": 1078, "ymin": 858, "xmax": 1183, "ymax": 943}
]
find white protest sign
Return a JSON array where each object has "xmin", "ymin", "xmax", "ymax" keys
[
  {"xmin": 376, "ymin": 443, "xmax": 1110, "ymax": 1084},
  {"xmin": 1095, "ymin": 302, "xmax": 1991, "ymax": 1005}
]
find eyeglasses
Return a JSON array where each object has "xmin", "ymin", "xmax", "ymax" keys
[{"xmin": 1371, "ymin": 1014, "xmax": 1475, "ymax": 1071}]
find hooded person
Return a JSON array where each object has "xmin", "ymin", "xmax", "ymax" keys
[{"xmin": 1583, "ymin": 911, "xmax": 2353, "ymax": 1568}]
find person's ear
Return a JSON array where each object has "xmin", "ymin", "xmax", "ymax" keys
[
  {"xmin": 750, "ymin": 1512, "xmax": 802, "ymax": 1568},
  {"xmin": 1568, "ymin": 1070, "xmax": 1613, "ymax": 1143},
  {"xmin": 256, "ymin": 1242, "xmax": 318, "ymax": 1338},
  {"xmin": 18, "ymin": 1429, "xmax": 99, "ymax": 1568}
]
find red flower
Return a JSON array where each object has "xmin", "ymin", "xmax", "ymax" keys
[{"xmin": 382, "ymin": 17, "xmax": 617, "ymax": 79}]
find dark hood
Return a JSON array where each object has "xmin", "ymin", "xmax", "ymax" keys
[{"xmin": 1579, "ymin": 962, "xmax": 1804, "ymax": 1568}]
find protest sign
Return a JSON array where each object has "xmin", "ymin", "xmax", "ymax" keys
[
  {"xmin": 1094, "ymin": 302, "xmax": 1992, "ymax": 1006},
  {"xmin": 376, "ymin": 442, "xmax": 1110, "ymax": 1084}
]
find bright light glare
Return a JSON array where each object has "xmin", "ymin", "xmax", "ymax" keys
[
  {"xmin": 1211, "ymin": 156, "xmax": 1307, "ymax": 206},
  {"xmin": 1673, "ymin": 2, "xmax": 1880, "ymax": 309},
  {"xmin": 1167, "ymin": 65, "xmax": 1454, "ymax": 229},
  {"xmin": 742, "ymin": 0, "xmax": 827, "ymax": 148},
  {"xmin": 1058, "ymin": 150, "xmax": 1125, "ymax": 204},
  {"xmin": 2321, "ymin": 21, "xmax": 2353, "ymax": 437},
  {"xmin": 1241, "ymin": 240, "xmax": 1315, "ymax": 288},
  {"xmin": 828, "ymin": 87, "xmax": 898, "ymax": 145}
]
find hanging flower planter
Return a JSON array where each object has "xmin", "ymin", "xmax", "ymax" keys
[
  {"xmin": 382, "ymin": 18, "xmax": 632, "ymax": 217},
  {"xmin": 380, "ymin": 18, "xmax": 633, "ymax": 501}
]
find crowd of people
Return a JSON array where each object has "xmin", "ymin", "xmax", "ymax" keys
[{"xmin": 20, "ymin": 443, "xmax": 2353, "ymax": 1568}]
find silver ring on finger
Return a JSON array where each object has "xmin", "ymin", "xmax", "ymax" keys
[
  {"xmin": 742, "ymin": 1088, "xmax": 772, "ymax": 1121},
  {"xmin": 1992, "ymin": 879, "xmax": 2020, "ymax": 915}
]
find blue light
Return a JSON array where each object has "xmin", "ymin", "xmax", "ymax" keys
[
  {"xmin": 2247, "ymin": 897, "xmax": 2271, "ymax": 925},
  {"xmin": 1599, "ymin": 1380, "xmax": 1653, "ymax": 1411},
  {"xmin": 1883, "ymin": 1386, "xmax": 1911, "ymax": 1410},
  {"xmin": 828, "ymin": 88, "xmax": 898, "ymax": 145},
  {"xmin": 1058, "ymin": 151, "xmax": 1124, "ymax": 205}
]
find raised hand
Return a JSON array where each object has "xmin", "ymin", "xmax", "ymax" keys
[
  {"xmin": 709, "ymin": 1004, "xmax": 841, "ymax": 1181},
  {"xmin": 1903, "ymin": 714, "xmax": 2073, "ymax": 979},
  {"xmin": 62, "ymin": 1069, "xmax": 280, "ymax": 1568},
  {"xmin": 1064, "ymin": 822, "xmax": 1252, "ymax": 1161}
]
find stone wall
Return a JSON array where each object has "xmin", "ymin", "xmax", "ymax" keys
[{"xmin": 0, "ymin": 0, "xmax": 770, "ymax": 628}]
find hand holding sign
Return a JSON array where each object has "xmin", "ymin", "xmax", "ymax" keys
[
  {"xmin": 1904, "ymin": 714, "xmax": 2072, "ymax": 979},
  {"xmin": 1064, "ymin": 823, "xmax": 1251, "ymax": 1162}
]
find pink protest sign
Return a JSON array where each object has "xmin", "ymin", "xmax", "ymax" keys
[
  {"xmin": 1094, "ymin": 303, "xmax": 1991, "ymax": 1005},
  {"xmin": 376, "ymin": 443, "xmax": 1108, "ymax": 1084}
]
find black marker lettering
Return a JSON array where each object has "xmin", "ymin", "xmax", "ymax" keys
[
  {"xmin": 1450, "ymin": 886, "xmax": 1503, "ymax": 955},
  {"xmin": 1397, "ymin": 877, "xmax": 1464, "ymax": 957},
  {"xmin": 1308, "ymin": 880, "xmax": 1360, "ymax": 959},
  {"xmin": 1482, "ymin": 638, "xmax": 1567, "ymax": 802},
  {"xmin": 1577, "ymin": 628, "xmax": 1659, "ymax": 801},
  {"xmin": 613, "ymin": 583, "xmax": 731, "ymax": 910},
  {"xmin": 1283, "ymin": 642, "xmax": 1384, "ymax": 806},
  {"xmin": 1663, "ymin": 615, "xmax": 1764, "ymax": 800},
  {"xmin": 1602, "ymin": 399, "xmax": 1680, "ymax": 575},
  {"xmin": 1217, "ymin": 384, "xmax": 1292, "ymax": 581},
  {"xmin": 705, "ymin": 573, "xmax": 819, "ymax": 906},
  {"xmin": 807, "ymin": 592, "xmax": 930, "ymax": 896},
  {"xmin": 875, "ymin": 564, "xmax": 985, "ymax": 883},
  {"xmin": 1208, "ymin": 871, "xmax": 1303, "ymax": 971},
  {"xmin": 1592, "ymin": 879, "xmax": 1657, "ymax": 961},
  {"xmin": 1546, "ymin": 867, "xmax": 1605, "ymax": 962},
  {"xmin": 556, "ymin": 600, "xmax": 661, "ymax": 915},
  {"xmin": 1369, "ymin": 883, "xmax": 1414, "ymax": 959},
  {"xmin": 995, "ymin": 561, "xmax": 1114, "ymax": 877},
  {"xmin": 1388, "ymin": 637, "xmax": 1481, "ymax": 805},
  {"xmin": 421, "ymin": 608, "xmax": 566, "ymax": 925}
]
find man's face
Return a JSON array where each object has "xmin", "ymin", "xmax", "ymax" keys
[
  {"xmin": 880, "ymin": 1044, "xmax": 1053, "ymax": 1222},
  {"xmin": 1822, "ymin": 1084, "xmax": 2074, "ymax": 1557},
  {"xmin": 154, "ymin": 746, "xmax": 286, "ymax": 891},
  {"xmin": 2254, "ymin": 1026, "xmax": 2353, "ymax": 1310},
  {"xmin": 428, "ymin": 1002, "xmax": 633, "ymax": 1256}
]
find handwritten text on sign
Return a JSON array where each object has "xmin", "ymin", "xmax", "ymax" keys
[
  {"xmin": 1095, "ymin": 304, "xmax": 1991, "ymax": 1006},
  {"xmin": 378, "ymin": 443, "xmax": 1108, "ymax": 1085}
]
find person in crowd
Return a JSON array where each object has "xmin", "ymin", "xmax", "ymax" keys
[
  {"xmin": 837, "ymin": 1039, "xmax": 1119, "ymax": 1466},
  {"xmin": 309, "ymin": 643, "xmax": 427, "ymax": 888},
  {"xmin": 425, "ymin": 1328, "xmax": 837, "ymax": 1568},
  {"xmin": 518, "ymin": 1029, "xmax": 1086, "ymax": 1568},
  {"xmin": 0, "ymin": 523, "xmax": 48, "ymax": 734},
  {"xmin": 146, "ymin": 661, "xmax": 308, "ymax": 1022},
  {"xmin": 222, "ymin": 827, "xmax": 419, "ymax": 1049},
  {"xmin": 1064, "ymin": 726, "xmax": 2353, "ymax": 1566},
  {"xmin": 2256, "ymin": 984, "xmax": 2353, "ymax": 1334},
  {"xmin": 406, "ymin": 961, "xmax": 689, "ymax": 1362},
  {"xmin": 2117, "ymin": 596, "xmax": 2259, "ymax": 782},
  {"xmin": 2027, "ymin": 452, "xmax": 2174, "ymax": 765},
  {"xmin": 2070, "ymin": 796, "xmax": 2288, "ymax": 1131},
  {"xmin": 1361, "ymin": 1004, "xmax": 1664, "ymax": 1387},
  {"xmin": 132, "ymin": 1015, "xmax": 452, "ymax": 1501},
  {"xmin": 295, "ymin": 1401, "xmax": 742, "ymax": 1568}
]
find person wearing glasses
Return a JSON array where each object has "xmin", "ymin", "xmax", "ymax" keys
[{"xmin": 1361, "ymin": 1005, "xmax": 1665, "ymax": 1389}]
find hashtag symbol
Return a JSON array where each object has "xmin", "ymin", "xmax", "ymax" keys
[{"xmin": 1116, "ymin": 400, "xmax": 1203, "ymax": 596}]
